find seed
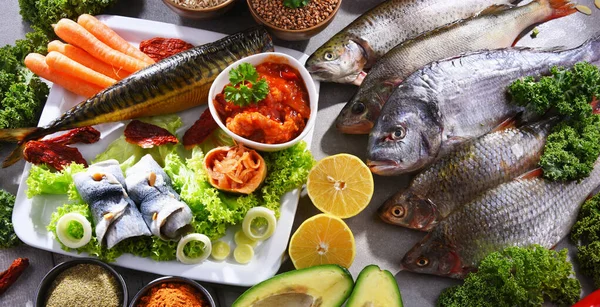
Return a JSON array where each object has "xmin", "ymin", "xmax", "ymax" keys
[
  {"xmin": 92, "ymin": 173, "xmax": 104, "ymax": 181},
  {"xmin": 576, "ymin": 4, "xmax": 592, "ymax": 15},
  {"xmin": 148, "ymin": 172, "xmax": 156, "ymax": 187},
  {"xmin": 596, "ymin": 0, "xmax": 600, "ymax": 10},
  {"xmin": 104, "ymin": 212, "xmax": 114, "ymax": 220},
  {"xmin": 250, "ymin": 0, "xmax": 340, "ymax": 30},
  {"xmin": 153, "ymin": 212, "xmax": 158, "ymax": 221}
]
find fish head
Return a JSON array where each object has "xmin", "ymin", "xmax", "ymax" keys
[
  {"xmin": 306, "ymin": 38, "xmax": 368, "ymax": 85},
  {"xmin": 378, "ymin": 191, "xmax": 439, "ymax": 231},
  {"xmin": 400, "ymin": 233, "xmax": 464, "ymax": 278},
  {"xmin": 335, "ymin": 86, "xmax": 388, "ymax": 134},
  {"xmin": 367, "ymin": 98, "xmax": 442, "ymax": 175}
]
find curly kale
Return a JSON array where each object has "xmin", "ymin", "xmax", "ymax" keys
[
  {"xmin": 19, "ymin": 0, "xmax": 117, "ymax": 34},
  {"xmin": 437, "ymin": 245, "xmax": 581, "ymax": 307},
  {"xmin": 0, "ymin": 189, "xmax": 20, "ymax": 249},
  {"xmin": 572, "ymin": 194, "xmax": 600, "ymax": 288},
  {"xmin": 509, "ymin": 62, "xmax": 600, "ymax": 181}
]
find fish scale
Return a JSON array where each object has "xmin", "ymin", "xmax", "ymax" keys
[{"xmin": 401, "ymin": 157, "xmax": 600, "ymax": 278}]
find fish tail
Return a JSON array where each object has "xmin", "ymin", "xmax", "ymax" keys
[
  {"xmin": 0, "ymin": 127, "xmax": 41, "ymax": 142},
  {"xmin": 2, "ymin": 142, "xmax": 26, "ymax": 168},
  {"xmin": 542, "ymin": 0, "xmax": 576, "ymax": 20}
]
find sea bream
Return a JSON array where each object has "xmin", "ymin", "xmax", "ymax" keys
[
  {"xmin": 0, "ymin": 27, "xmax": 274, "ymax": 167},
  {"xmin": 305, "ymin": 0, "xmax": 516, "ymax": 85},
  {"xmin": 379, "ymin": 118, "xmax": 556, "ymax": 231},
  {"xmin": 367, "ymin": 36, "xmax": 600, "ymax": 176},
  {"xmin": 125, "ymin": 154, "xmax": 193, "ymax": 240},
  {"xmin": 336, "ymin": 0, "xmax": 576, "ymax": 134},
  {"xmin": 72, "ymin": 160, "xmax": 151, "ymax": 248},
  {"xmin": 401, "ymin": 157, "xmax": 600, "ymax": 279}
]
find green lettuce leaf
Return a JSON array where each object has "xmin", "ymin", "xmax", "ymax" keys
[{"xmin": 26, "ymin": 163, "xmax": 86, "ymax": 198}]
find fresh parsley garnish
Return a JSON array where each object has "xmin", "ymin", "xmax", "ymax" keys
[
  {"xmin": 283, "ymin": 0, "xmax": 310, "ymax": 8},
  {"xmin": 224, "ymin": 63, "xmax": 269, "ymax": 107}
]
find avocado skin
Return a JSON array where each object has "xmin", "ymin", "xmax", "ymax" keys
[
  {"xmin": 346, "ymin": 265, "xmax": 403, "ymax": 307},
  {"xmin": 232, "ymin": 264, "xmax": 354, "ymax": 307}
]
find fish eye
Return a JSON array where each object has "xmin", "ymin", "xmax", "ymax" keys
[
  {"xmin": 351, "ymin": 102, "xmax": 366, "ymax": 114},
  {"xmin": 324, "ymin": 52, "xmax": 335, "ymax": 61},
  {"xmin": 416, "ymin": 257, "xmax": 429, "ymax": 267},
  {"xmin": 391, "ymin": 126, "xmax": 406, "ymax": 140},
  {"xmin": 391, "ymin": 205, "xmax": 404, "ymax": 218}
]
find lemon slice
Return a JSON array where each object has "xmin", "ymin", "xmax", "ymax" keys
[
  {"xmin": 235, "ymin": 230, "xmax": 257, "ymax": 247},
  {"xmin": 234, "ymin": 244, "xmax": 254, "ymax": 264},
  {"xmin": 288, "ymin": 213, "xmax": 356, "ymax": 269},
  {"xmin": 307, "ymin": 154, "xmax": 374, "ymax": 218},
  {"xmin": 211, "ymin": 241, "xmax": 231, "ymax": 261}
]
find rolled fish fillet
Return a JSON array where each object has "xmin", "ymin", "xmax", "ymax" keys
[
  {"xmin": 125, "ymin": 154, "xmax": 193, "ymax": 240},
  {"xmin": 73, "ymin": 159, "xmax": 151, "ymax": 248}
]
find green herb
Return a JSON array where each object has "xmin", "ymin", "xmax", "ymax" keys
[
  {"xmin": 571, "ymin": 194, "xmax": 600, "ymax": 288},
  {"xmin": 437, "ymin": 245, "xmax": 581, "ymax": 307},
  {"xmin": 0, "ymin": 189, "xmax": 19, "ymax": 249},
  {"xmin": 224, "ymin": 63, "xmax": 269, "ymax": 106},
  {"xmin": 509, "ymin": 62, "xmax": 600, "ymax": 181},
  {"xmin": 183, "ymin": 240, "xmax": 206, "ymax": 258},
  {"xmin": 530, "ymin": 27, "xmax": 540, "ymax": 38},
  {"xmin": 283, "ymin": 0, "xmax": 310, "ymax": 8}
]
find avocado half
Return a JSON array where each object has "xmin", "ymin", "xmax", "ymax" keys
[
  {"xmin": 346, "ymin": 265, "xmax": 403, "ymax": 307},
  {"xmin": 232, "ymin": 264, "xmax": 354, "ymax": 307}
]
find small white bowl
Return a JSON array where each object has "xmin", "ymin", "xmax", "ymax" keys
[{"xmin": 208, "ymin": 52, "xmax": 318, "ymax": 152}]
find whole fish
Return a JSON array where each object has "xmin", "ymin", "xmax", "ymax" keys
[
  {"xmin": 305, "ymin": 0, "xmax": 515, "ymax": 85},
  {"xmin": 336, "ymin": 0, "xmax": 576, "ymax": 134},
  {"xmin": 367, "ymin": 36, "xmax": 600, "ymax": 176},
  {"xmin": 400, "ymin": 157, "xmax": 600, "ymax": 279},
  {"xmin": 379, "ymin": 118, "xmax": 555, "ymax": 231},
  {"xmin": 73, "ymin": 160, "xmax": 151, "ymax": 248},
  {"xmin": 0, "ymin": 27, "xmax": 274, "ymax": 167}
]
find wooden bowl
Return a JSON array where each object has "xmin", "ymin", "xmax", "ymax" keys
[
  {"xmin": 162, "ymin": 0, "xmax": 237, "ymax": 19},
  {"xmin": 247, "ymin": 0, "xmax": 342, "ymax": 41}
]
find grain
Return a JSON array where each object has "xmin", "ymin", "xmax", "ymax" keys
[
  {"xmin": 250, "ymin": 0, "xmax": 340, "ymax": 30},
  {"xmin": 45, "ymin": 264, "xmax": 121, "ymax": 307},
  {"xmin": 170, "ymin": 0, "xmax": 228, "ymax": 9}
]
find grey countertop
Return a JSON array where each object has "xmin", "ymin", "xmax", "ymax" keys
[{"xmin": 1, "ymin": 0, "xmax": 600, "ymax": 306}]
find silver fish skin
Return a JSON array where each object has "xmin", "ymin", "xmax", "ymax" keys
[
  {"xmin": 378, "ymin": 118, "xmax": 555, "ymax": 231},
  {"xmin": 401, "ymin": 157, "xmax": 600, "ymax": 279},
  {"xmin": 305, "ymin": 0, "xmax": 514, "ymax": 85},
  {"xmin": 367, "ymin": 36, "xmax": 600, "ymax": 176},
  {"xmin": 336, "ymin": 0, "xmax": 576, "ymax": 134},
  {"xmin": 125, "ymin": 154, "xmax": 193, "ymax": 240},
  {"xmin": 72, "ymin": 159, "xmax": 151, "ymax": 248}
]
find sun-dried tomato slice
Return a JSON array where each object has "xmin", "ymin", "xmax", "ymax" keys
[
  {"xmin": 183, "ymin": 108, "xmax": 219, "ymax": 149},
  {"xmin": 124, "ymin": 120, "xmax": 179, "ymax": 148},
  {"xmin": 139, "ymin": 37, "xmax": 194, "ymax": 62},
  {"xmin": 23, "ymin": 141, "xmax": 88, "ymax": 170},
  {"xmin": 44, "ymin": 126, "xmax": 100, "ymax": 145}
]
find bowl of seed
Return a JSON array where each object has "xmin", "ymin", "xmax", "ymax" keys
[
  {"xmin": 36, "ymin": 258, "xmax": 127, "ymax": 307},
  {"xmin": 247, "ymin": 0, "xmax": 342, "ymax": 41},
  {"xmin": 162, "ymin": 0, "xmax": 237, "ymax": 19}
]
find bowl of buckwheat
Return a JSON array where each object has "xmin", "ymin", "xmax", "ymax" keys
[
  {"xmin": 163, "ymin": 0, "xmax": 237, "ymax": 19},
  {"xmin": 247, "ymin": 0, "xmax": 342, "ymax": 41}
]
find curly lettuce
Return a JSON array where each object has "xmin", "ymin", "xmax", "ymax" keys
[{"xmin": 26, "ymin": 163, "xmax": 86, "ymax": 198}]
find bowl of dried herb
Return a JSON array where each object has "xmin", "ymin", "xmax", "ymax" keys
[{"xmin": 35, "ymin": 258, "xmax": 128, "ymax": 307}]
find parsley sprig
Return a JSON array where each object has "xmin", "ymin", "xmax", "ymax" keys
[
  {"xmin": 224, "ymin": 63, "xmax": 269, "ymax": 107},
  {"xmin": 283, "ymin": 0, "xmax": 310, "ymax": 8}
]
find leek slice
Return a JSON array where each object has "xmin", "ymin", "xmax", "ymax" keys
[
  {"xmin": 211, "ymin": 241, "xmax": 230, "ymax": 261},
  {"xmin": 234, "ymin": 243, "xmax": 254, "ymax": 264},
  {"xmin": 234, "ymin": 230, "xmax": 257, "ymax": 247},
  {"xmin": 56, "ymin": 212, "xmax": 92, "ymax": 249},
  {"xmin": 176, "ymin": 233, "xmax": 212, "ymax": 264},
  {"xmin": 242, "ymin": 207, "xmax": 276, "ymax": 241}
]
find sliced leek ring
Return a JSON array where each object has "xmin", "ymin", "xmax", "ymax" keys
[
  {"xmin": 234, "ymin": 243, "xmax": 254, "ymax": 264},
  {"xmin": 176, "ymin": 233, "xmax": 212, "ymax": 264},
  {"xmin": 56, "ymin": 213, "xmax": 92, "ymax": 249},
  {"xmin": 211, "ymin": 241, "xmax": 231, "ymax": 261},
  {"xmin": 234, "ymin": 230, "xmax": 257, "ymax": 247},
  {"xmin": 242, "ymin": 207, "xmax": 277, "ymax": 241}
]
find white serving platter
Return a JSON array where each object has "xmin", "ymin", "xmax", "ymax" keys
[{"xmin": 12, "ymin": 15, "xmax": 319, "ymax": 287}]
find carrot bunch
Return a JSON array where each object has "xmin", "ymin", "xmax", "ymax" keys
[{"xmin": 24, "ymin": 14, "xmax": 155, "ymax": 98}]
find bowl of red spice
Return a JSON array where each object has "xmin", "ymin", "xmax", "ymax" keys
[
  {"xmin": 247, "ymin": 0, "xmax": 342, "ymax": 41},
  {"xmin": 162, "ymin": 0, "xmax": 237, "ymax": 19},
  {"xmin": 129, "ymin": 276, "xmax": 216, "ymax": 307}
]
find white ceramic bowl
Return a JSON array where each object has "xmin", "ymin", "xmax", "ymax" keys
[{"xmin": 208, "ymin": 52, "xmax": 318, "ymax": 152}]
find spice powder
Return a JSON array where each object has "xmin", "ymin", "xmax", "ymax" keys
[
  {"xmin": 137, "ymin": 282, "xmax": 207, "ymax": 307},
  {"xmin": 45, "ymin": 264, "xmax": 122, "ymax": 307}
]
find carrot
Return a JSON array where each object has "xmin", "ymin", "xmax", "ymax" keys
[
  {"xmin": 53, "ymin": 19, "xmax": 149, "ymax": 74},
  {"xmin": 24, "ymin": 53, "xmax": 104, "ymax": 98},
  {"xmin": 45, "ymin": 51, "xmax": 116, "ymax": 88},
  {"xmin": 47, "ymin": 40, "xmax": 131, "ymax": 80},
  {"xmin": 77, "ymin": 14, "xmax": 155, "ymax": 64}
]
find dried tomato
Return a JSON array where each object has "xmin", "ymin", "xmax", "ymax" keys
[
  {"xmin": 0, "ymin": 258, "xmax": 29, "ymax": 295},
  {"xmin": 44, "ymin": 126, "xmax": 100, "ymax": 145},
  {"xmin": 183, "ymin": 108, "xmax": 219, "ymax": 149},
  {"xmin": 23, "ymin": 141, "xmax": 88, "ymax": 170},
  {"xmin": 124, "ymin": 120, "xmax": 179, "ymax": 148},
  {"xmin": 139, "ymin": 37, "xmax": 194, "ymax": 62}
]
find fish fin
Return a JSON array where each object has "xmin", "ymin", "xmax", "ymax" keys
[
  {"xmin": 2, "ymin": 142, "xmax": 26, "ymax": 168},
  {"xmin": 517, "ymin": 168, "xmax": 544, "ymax": 180},
  {"xmin": 383, "ymin": 78, "xmax": 403, "ymax": 88},
  {"xmin": 352, "ymin": 71, "xmax": 368, "ymax": 86},
  {"xmin": 478, "ymin": 4, "xmax": 514, "ymax": 16},
  {"xmin": 491, "ymin": 117, "xmax": 519, "ymax": 132},
  {"xmin": 543, "ymin": 0, "xmax": 577, "ymax": 20},
  {"xmin": 0, "ymin": 127, "xmax": 39, "ymax": 142}
]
